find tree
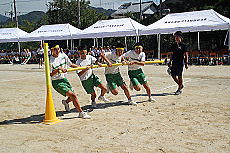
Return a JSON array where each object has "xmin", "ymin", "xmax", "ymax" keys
[{"xmin": 46, "ymin": 0, "xmax": 107, "ymax": 29}]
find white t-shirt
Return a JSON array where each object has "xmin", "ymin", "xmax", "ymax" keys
[
  {"xmin": 123, "ymin": 50, "xmax": 146, "ymax": 71},
  {"xmin": 76, "ymin": 55, "xmax": 97, "ymax": 81},
  {"xmin": 104, "ymin": 51, "xmax": 122, "ymax": 74},
  {"xmin": 37, "ymin": 48, "xmax": 44, "ymax": 55},
  {"xmin": 50, "ymin": 52, "xmax": 72, "ymax": 80}
]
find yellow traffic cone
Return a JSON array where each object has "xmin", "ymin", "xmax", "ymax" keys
[{"xmin": 43, "ymin": 43, "xmax": 62, "ymax": 125}]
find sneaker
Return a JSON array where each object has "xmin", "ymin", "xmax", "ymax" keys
[
  {"xmin": 148, "ymin": 97, "xmax": 156, "ymax": 102},
  {"xmin": 129, "ymin": 82, "xmax": 133, "ymax": 90},
  {"xmin": 91, "ymin": 101, "xmax": 97, "ymax": 108},
  {"xmin": 62, "ymin": 100, "xmax": 70, "ymax": 112},
  {"xmin": 79, "ymin": 112, "xmax": 91, "ymax": 119},
  {"xmin": 175, "ymin": 90, "xmax": 182, "ymax": 95},
  {"xmin": 128, "ymin": 99, "xmax": 137, "ymax": 105},
  {"xmin": 98, "ymin": 96, "xmax": 110, "ymax": 102}
]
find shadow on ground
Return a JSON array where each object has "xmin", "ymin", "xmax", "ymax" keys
[{"xmin": 0, "ymin": 93, "xmax": 173, "ymax": 125}]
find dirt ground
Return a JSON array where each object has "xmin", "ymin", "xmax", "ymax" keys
[{"xmin": 0, "ymin": 64, "xmax": 229, "ymax": 153}]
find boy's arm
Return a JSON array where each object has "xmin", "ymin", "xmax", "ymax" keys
[
  {"xmin": 100, "ymin": 53, "xmax": 112, "ymax": 67},
  {"xmin": 50, "ymin": 67, "xmax": 66, "ymax": 76}
]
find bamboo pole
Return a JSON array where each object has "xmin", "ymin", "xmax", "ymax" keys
[{"xmin": 64, "ymin": 60, "xmax": 164, "ymax": 73}]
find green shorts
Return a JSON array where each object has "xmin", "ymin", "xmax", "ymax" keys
[
  {"xmin": 105, "ymin": 72, "xmax": 125, "ymax": 90},
  {"xmin": 128, "ymin": 68, "xmax": 147, "ymax": 86},
  {"xmin": 81, "ymin": 74, "xmax": 102, "ymax": 94},
  {"xmin": 52, "ymin": 78, "xmax": 74, "ymax": 96}
]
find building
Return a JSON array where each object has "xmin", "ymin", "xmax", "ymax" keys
[{"xmin": 111, "ymin": 1, "xmax": 158, "ymax": 19}]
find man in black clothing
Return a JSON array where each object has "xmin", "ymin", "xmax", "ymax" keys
[{"xmin": 168, "ymin": 31, "xmax": 188, "ymax": 95}]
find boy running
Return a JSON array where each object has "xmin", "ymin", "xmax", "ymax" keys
[
  {"xmin": 50, "ymin": 45, "xmax": 91, "ymax": 119},
  {"xmin": 76, "ymin": 46, "xmax": 109, "ymax": 108},
  {"xmin": 123, "ymin": 42, "xmax": 156, "ymax": 102},
  {"xmin": 100, "ymin": 43, "xmax": 136, "ymax": 105}
]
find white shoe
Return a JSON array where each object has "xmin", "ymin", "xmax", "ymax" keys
[
  {"xmin": 62, "ymin": 100, "xmax": 70, "ymax": 112},
  {"xmin": 79, "ymin": 112, "xmax": 91, "ymax": 119},
  {"xmin": 148, "ymin": 97, "xmax": 156, "ymax": 102},
  {"xmin": 128, "ymin": 99, "xmax": 137, "ymax": 105},
  {"xmin": 91, "ymin": 101, "xmax": 97, "ymax": 108},
  {"xmin": 129, "ymin": 82, "xmax": 133, "ymax": 90},
  {"xmin": 98, "ymin": 96, "xmax": 110, "ymax": 102}
]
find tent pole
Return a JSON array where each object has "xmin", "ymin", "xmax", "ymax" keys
[
  {"xmin": 198, "ymin": 32, "xmax": 200, "ymax": 51},
  {"xmin": 125, "ymin": 36, "xmax": 127, "ymax": 50},
  {"xmin": 67, "ymin": 40, "xmax": 68, "ymax": 49},
  {"xmin": 93, "ymin": 38, "xmax": 96, "ymax": 47},
  {"xmin": 96, "ymin": 38, "xmax": 98, "ymax": 48},
  {"xmin": 79, "ymin": 39, "xmax": 81, "ymax": 46},
  {"xmin": 71, "ymin": 39, "xmax": 73, "ymax": 50},
  {"xmin": 157, "ymin": 34, "xmax": 161, "ymax": 59},
  {"xmin": 18, "ymin": 41, "xmax": 21, "ymax": 57},
  {"xmin": 228, "ymin": 29, "xmax": 230, "ymax": 51},
  {"xmin": 102, "ymin": 38, "xmax": 104, "ymax": 48}
]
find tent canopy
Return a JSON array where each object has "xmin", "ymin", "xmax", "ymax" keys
[
  {"xmin": 0, "ymin": 28, "xmax": 28, "ymax": 43},
  {"xmin": 140, "ymin": 9, "xmax": 230, "ymax": 35},
  {"xmin": 20, "ymin": 23, "xmax": 82, "ymax": 42},
  {"xmin": 74, "ymin": 18, "xmax": 146, "ymax": 39}
]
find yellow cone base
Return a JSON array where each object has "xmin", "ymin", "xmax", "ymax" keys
[{"xmin": 43, "ymin": 118, "xmax": 63, "ymax": 125}]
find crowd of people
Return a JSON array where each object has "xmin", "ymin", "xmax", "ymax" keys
[{"xmin": 0, "ymin": 45, "xmax": 117, "ymax": 66}]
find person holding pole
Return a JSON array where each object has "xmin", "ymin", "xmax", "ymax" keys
[
  {"xmin": 50, "ymin": 45, "xmax": 91, "ymax": 119},
  {"xmin": 76, "ymin": 46, "xmax": 109, "ymax": 108},
  {"xmin": 100, "ymin": 43, "xmax": 136, "ymax": 105},
  {"xmin": 123, "ymin": 42, "xmax": 156, "ymax": 102},
  {"xmin": 168, "ymin": 31, "xmax": 189, "ymax": 95}
]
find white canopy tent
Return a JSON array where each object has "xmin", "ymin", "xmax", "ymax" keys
[
  {"xmin": 140, "ymin": 9, "xmax": 230, "ymax": 34},
  {"xmin": 73, "ymin": 18, "xmax": 146, "ymax": 48},
  {"xmin": 74, "ymin": 18, "xmax": 146, "ymax": 39},
  {"xmin": 0, "ymin": 27, "xmax": 28, "ymax": 54},
  {"xmin": 140, "ymin": 9, "xmax": 230, "ymax": 58},
  {"xmin": 20, "ymin": 23, "xmax": 83, "ymax": 42},
  {"xmin": 0, "ymin": 27, "xmax": 28, "ymax": 43}
]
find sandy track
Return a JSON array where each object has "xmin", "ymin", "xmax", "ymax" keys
[{"xmin": 0, "ymin": 64, "xmax": 229, "ymax": 153}]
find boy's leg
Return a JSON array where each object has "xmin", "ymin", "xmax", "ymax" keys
[
  {"xmin": 111, "ymin": 89, "xmax": 118, "ymax": 95},
  {"xmin": 120, "ymin": 84, "xmax": 131, "ymax": 100},
  {"xmin": 143, "ymin": 82, "xmax": 151, "ymax": 98},
  {"xmin": 133, "ymin": 84, "xmax": 141, "ymax": 91},
  {"xmin": 91, "ymin": 92, "xmax": 97, "ymax": 108},
  {"xmin": 66, "ymin": 90, "xmax": 83, "ymax": 113},
  {"xmin": 97, "ymin": 83, "xmax": 110, "ymax": 102},
  {"xmin": 97, "ymin": 83, "xmax": 107, "ymax": 97},
  {"xmin": 91, "ymin": 92, "xmax": 96, "ymax": 102}
]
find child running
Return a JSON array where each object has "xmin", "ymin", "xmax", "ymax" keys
[
  {"xmin": 123, "ymin": 42, "xmax": 156, "ymax": 102},
  {"xmin": 76, "ymin": 46, "xmax": 109, "ymax": 108},
  {"xmin": 100, "ymin": 43, "xmax": 136, "ymax": 105},
  {"xmin": 50, "ymin": 45, "xmax": 91, "ymax": 119}
]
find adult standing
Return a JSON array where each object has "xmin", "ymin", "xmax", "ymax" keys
[
  {"xmin": 37, "ymin": 45, "xmax": 44, "ymax": 68},
  {"xmin": 168, "ymin": 31, "xmax": 189, "ymax": 95}
]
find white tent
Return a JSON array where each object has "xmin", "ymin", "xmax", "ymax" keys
[
  {"xmin": 0, "ymin": 28, "xmax": 28, "ymax": 43},
  {"xmin": 140, "ymin": 9, "xmax": 230, "ymax": 58},
  {"xmin": 140, "ymin": 9, "xmax": 230, "ymax": 35},
  {"xmin": 74, "ymin": 18, "xmax": 146, "ymax": 39},
  {"xmin": 20, "ymin": 23, "xmax": 82, "ymax": 42}
]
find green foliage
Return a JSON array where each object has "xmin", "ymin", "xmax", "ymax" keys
[{"xmin": 46, "ymin": 0, "xmax": 107, "ymax": 29}]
